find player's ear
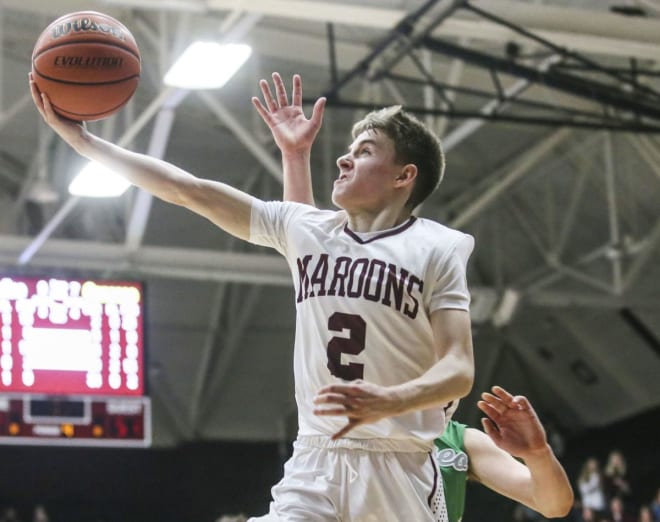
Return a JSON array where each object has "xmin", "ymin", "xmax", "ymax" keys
[{"xmin": 394, "ymin": 164, "xmax": 417, "ymax": 188}]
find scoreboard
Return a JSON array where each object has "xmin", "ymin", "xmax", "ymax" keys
[
  {"xmin": 0, "ymin": 394, "xmax": 151, "ymax": 447},
  {"xmin": 0, "ymin": 275, "xmax": 150, "ymax": 447}
]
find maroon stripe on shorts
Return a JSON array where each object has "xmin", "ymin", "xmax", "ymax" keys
[{"xmin": 427, "ymin": 451, "xmax": 439, "ymax": 507}]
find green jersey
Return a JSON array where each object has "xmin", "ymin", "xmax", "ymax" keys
[{"xmin": 433, "ymin": 420, "xmax": 469, "ymax": 522}]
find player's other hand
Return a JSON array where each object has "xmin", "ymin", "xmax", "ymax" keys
[
  {"xmin": 477, "ymin": 385, "xmax": 549, "ymax": 459},
  {"xmin": 313, "ymin": 380, "xmax": 403, "ymax": 439},
  {"xmin": 252, "ymin": 72, "xmax": 325, "ymax": 156}
]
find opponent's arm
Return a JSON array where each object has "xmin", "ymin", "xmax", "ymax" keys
[
  {"xmin": 314, "ymin": 308, "xmax": 474, "ymax": 439},
  {"xmin": 466, "ymin": 386, "xmax": 574, "ymax": 518},
  {"xmin": 252, "ymin": 72, "xmax": 325, "ymax": 205},
  {"xmin": 30, "ymin": 75, "xmax": 254, "ymax": 240}
]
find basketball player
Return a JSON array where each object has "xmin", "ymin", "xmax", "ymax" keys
[
  {"xmin": 30, "ymin": 70, "xmax": 475, "ymax": 522},
  {"xmin": 254, "ymin": 73, "xmax": 573, "ymax": 521}
]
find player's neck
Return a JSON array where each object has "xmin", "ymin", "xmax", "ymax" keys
[{"xmin": 345, "ymin": 206, "xmax": 412, "ymax": 233}]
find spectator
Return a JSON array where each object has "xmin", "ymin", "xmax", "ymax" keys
[
  {"xmin": 581, "ymin": 506, "xmax": 598, "ymax": 522},
  {"xmin": 216, "ymin": 516, "xmax": 247, "ymax": 522},
  {"xmin": 604, "ymin": 450, "xmax": 632, "ymax": 503},
  {"xmin": 0, "ymin": 507, "xmax": 21, "ymax": 522},
  {"xmin": 31, "ymin": 505, "xmax": 48, "ymax": 522},
  {"xmin": 639, "ymin": 505, "xmax": 653, "ymax": 522},
  {"xmin": 607, "ymin": 496, "xmax": 634, "ymax": 522},
  {"xmin": 578, "ymin": 457, "xmax": 607, "ymax": 518}
]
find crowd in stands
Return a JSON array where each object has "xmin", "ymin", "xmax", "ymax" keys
[
  {"xmin": 514, "ymin": 446, "xmax": 659, "ymax": 522},
  {"xmin": 503, "ymin": 442, "xmax": 660, "ymax": 522},
  {"xmin": 571, "ymin": 449, "xmax": 659, "ymax": 522},
  {"xmin": 0, "ymin": 505, "xmax": 48, "ymax": 522}
]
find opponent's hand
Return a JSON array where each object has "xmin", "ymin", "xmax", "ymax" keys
[
  {"xmin": 478, "ymin": 385, "xmax": 549, "ymax": 459},
  {"xmin": 252, "ymin": 72, "xmax": 325, "ymax": 156},
  {"xmin": 313, "ymin": 380, "xmax": 403, "ymax": 439},
  {"xmin": 29, "ymin": 72, "xmax": 87, "ymax": 148}
]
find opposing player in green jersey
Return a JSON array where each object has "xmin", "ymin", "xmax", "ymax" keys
[{"xmin": 433, "ymin": 386, "xmax": 573, "ymax": 521}]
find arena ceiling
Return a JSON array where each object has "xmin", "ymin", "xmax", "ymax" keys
[{"xmin": 0, "ymin": 0, "xmax": 659, "ymax": 447}]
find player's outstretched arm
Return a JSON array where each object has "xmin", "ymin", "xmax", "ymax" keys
[
  {"xmin": 466, "ymin": 386, "xmax": 574, "ymax": 518},
  {"xmin": 29, "ymin": 74, "xmax": 254, "ymax": 240},
  {"xmin": 252, "ymin": 72, "xmax": 325, "ymax": 205}
]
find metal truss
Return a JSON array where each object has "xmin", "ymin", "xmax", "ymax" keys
[{"xmin": 316, "ymin": 0, "xmax": 660, "ymax": 133}]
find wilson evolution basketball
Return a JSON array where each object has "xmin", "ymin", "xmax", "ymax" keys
[{"xmin": 31, "ymin": 11, "xmax": 141, "ymax": 121}]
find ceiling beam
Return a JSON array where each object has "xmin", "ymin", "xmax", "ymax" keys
[
  {"xmin": 7, "ymin": 0, "xmax": 660, "ymax": 59},
  {"xmin": 1, "ymin": 234, "xmax": 291, "ymax": 285},
  {"xmin": 529, "ymin": 290, "xmax": 660, "ymax": 309},
  {"xmin": 96, "ymin": 0, "xmax": 660, "ymax": 60},
  {"xmin": 422, "ymin": 36, "xmax": 660, "ymax": 122},
  {"xmin": 449, "ymin": 127, "xmax": 571, "ymax": 228}
]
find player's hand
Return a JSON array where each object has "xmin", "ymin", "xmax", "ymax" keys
[
  {"xmin": 29, "ymin": 72, "xmax": 86, "ymax": 147},
  {"xmin": 313, "ymin": 380, "xmax": 402, "ymax": 439},
  {"xmin": 252, "ymin": 72, "xmax": 325, "ymax": 156},
  {"xmin": 477, "ymin": 385, "xmax": 549, "ymax": 459}
]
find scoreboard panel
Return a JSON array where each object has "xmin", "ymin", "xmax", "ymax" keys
[
  {"xmin": 0, "ymin": 276, "xmax": 150, "ymax": 447},
  {"xmin": 0, "ymin": 276, "xmax": 145, "ymax": 396},
  {"xmin": 0, "ymin": 394, "xmax": 151, "ymax": 447}
]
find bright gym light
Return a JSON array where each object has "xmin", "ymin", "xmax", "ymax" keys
[
  {"xmin": 68, "ymin": 161, "xmax": 131, "ymax": 198},
  {"xmin": 163, "ymin": 42, "xmax": 252, "ymax": 89}
]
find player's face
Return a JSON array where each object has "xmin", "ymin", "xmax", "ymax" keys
[{"xmin": 332, "ymin": 129, "xmax": 404, "ymax": 211}]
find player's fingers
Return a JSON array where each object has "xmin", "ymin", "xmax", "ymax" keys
[
  {"xmin": 331, "ymin": 419, "xmax": 359, "ymax": 440},
  {"xmin": 477, "ymin": 399, "xmax": 501, "ymax": 418},
  {"xmin": 259, "ymin": 78, "xmax": 278, "ymax": 112},
  {"xmin": 272, "ymin": 72, "xmax": 289, "ymax": 107},
  {"xmin": 28, "ymin": 75, "xmax": 44, "ymax": 108},
  {"xmin": 491, "ymin": 386, "xmax": 515, "ymax": 404},
  {"xmin": 310, "ymin": 97, "xmax": 326, "ymax": 128},
  {"xmin": 292, "ymin": 74, "xmax": 302, "ymax": 107},
  {"xmin": 512, "ymin": 395, "xmax": 532, "ymax": 411},
  {"xmin": 40, "ymin": 92, "xmax": 58, "ymax": 121},
  {"xmin": 251, "ymin": 97, "xmax": 274, "ymax": 125},
  {"xmin": 481, "ymin": 417, "xmax": 500, "ymax": 440},
  {"xmin": 313, "ymin": 406, "xmax": 351, "ymax": 416},
  {"xmin": 480, "ymin": 392, "xmax": 506, "ymax": 413},
  {"xmin": 313, "ymin": 392, "xmax": 353, "ymax": 405},
  {"xmin": 317, "ymin": 384, "xmax": 364, "ymax": 397},
  {"xmin": 29, "ymin": 87, "xmax": 44, "ymax": 118}
]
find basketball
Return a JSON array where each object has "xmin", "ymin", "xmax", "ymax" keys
[{"xmin": 31, "ymin": 11, "xmax": 141, "ymax": 121}]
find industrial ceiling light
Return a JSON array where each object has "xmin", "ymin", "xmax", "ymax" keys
[
  {"xmin": 68, "ymin": 161, "xmax": 131, "ymax": 198},
  {"xmin": 163, "ymin": 42, "xmax": 252, "ymax": 89}
]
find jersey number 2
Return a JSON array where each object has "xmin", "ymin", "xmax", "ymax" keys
[{"xmin": 327, "ymin": 312, "xmax": 366, "ymax": 381}]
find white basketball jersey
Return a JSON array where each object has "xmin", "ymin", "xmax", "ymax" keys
[{"xmin": 249, "ymin": 201, "xmax": 474, "ymax": 449}]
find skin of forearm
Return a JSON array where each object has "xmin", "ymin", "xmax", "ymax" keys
[
  {"xmin": 73, "ymin": 132, "xmax": 196, "ymax": 206},
  {"xmin": 388, "ymin": 353, "xmax": 474, "ymax": 415},
  {"xmin": 522, "ymin": 446, "xmax": 575, "ymax": 517},
  {"xmin": 282, "ymin": 149, "xmax": 314, "ymax": 205}
]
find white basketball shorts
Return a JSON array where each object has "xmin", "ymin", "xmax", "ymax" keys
[{"xmin": 248, "ymin": 436, "xmax": 445, "ymax": 522}]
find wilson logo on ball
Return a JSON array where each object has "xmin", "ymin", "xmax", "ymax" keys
[{"xmin": 50, "ymin": 17, "xmax": 126, "ymax": 41}]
